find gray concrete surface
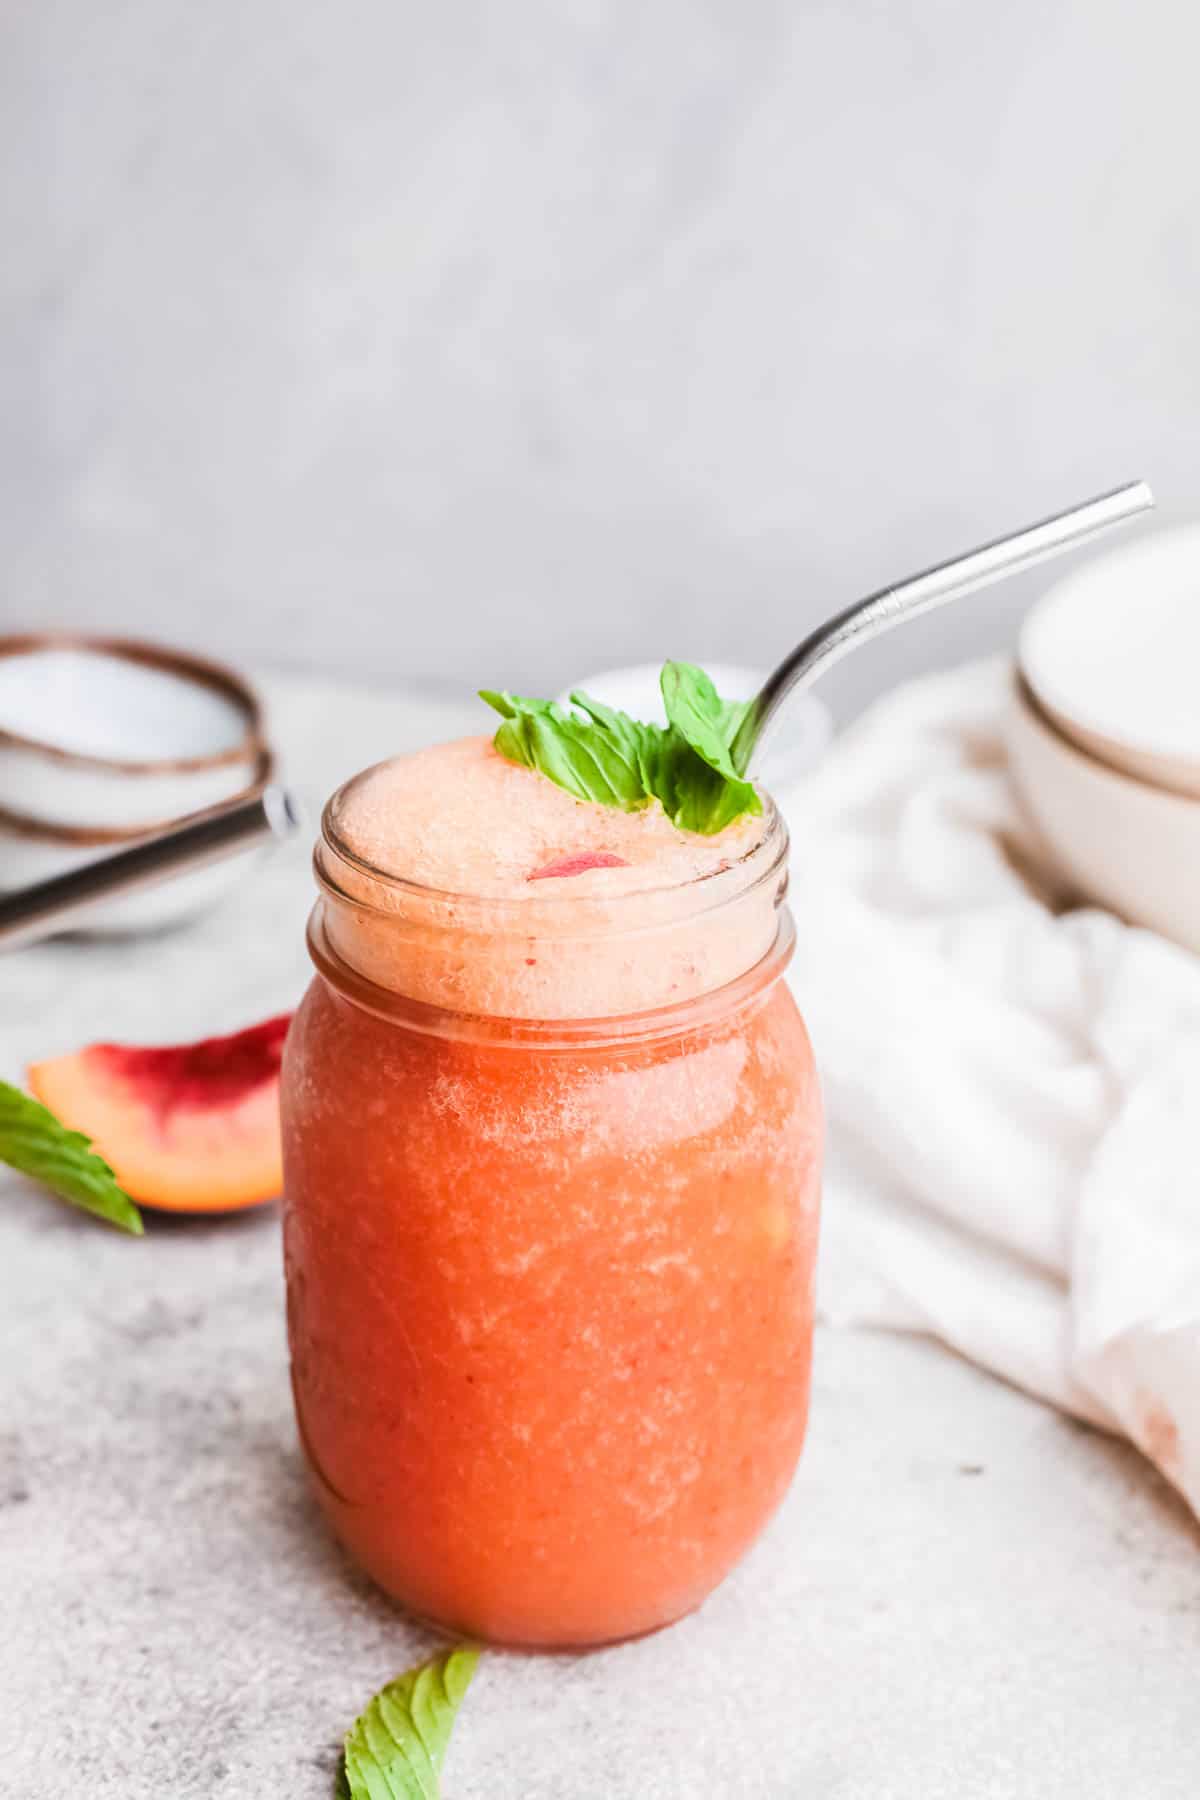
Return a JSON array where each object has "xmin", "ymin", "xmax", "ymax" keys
[
  {"xmin": 4, "ymin": 2, "xmax": 1200, "ymax": 717},
  {"xmin": 3, "ymin": 1219, "xmax": 1197, "ymax": 1799},
  {"xmin": 2, "ymin": 674, "xmax": 1198, "ymax": 1796}
]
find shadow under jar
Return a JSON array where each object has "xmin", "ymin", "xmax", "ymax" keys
[{"xmin": 281, "ymin": 772, "xmax": 822, "ymax": 1649}]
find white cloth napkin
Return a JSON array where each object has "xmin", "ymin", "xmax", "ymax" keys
[{"xmin": 778, "ymin": 658, "xmax": 1200, "ymax": 1521}]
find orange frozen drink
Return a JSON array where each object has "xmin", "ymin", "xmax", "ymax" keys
[{"xmin": 281, "ymin": 724, "xmax": 821, "ymax": 1647}]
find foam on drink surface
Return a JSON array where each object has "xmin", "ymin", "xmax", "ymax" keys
[
  {"xmin": 334, "ymin": 736, "xmax": 764, "ymax": 897},
  {"xmin": 322, "ymin": 737, "xmax": 781, "ymax": 1021}
]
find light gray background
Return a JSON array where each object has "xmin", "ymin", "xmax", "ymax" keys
[{"xmin": 3, "ymin": 0, "xmax": 1198, "ymax": 716}]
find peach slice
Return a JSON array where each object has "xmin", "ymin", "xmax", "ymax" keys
[
  {"xmin": 528, "ymin": 851, "xmax": 630, "ymax": 880},
  {"xmin": 27, "ymin": 1014, "xmax": 291, "ymax": 1213}
]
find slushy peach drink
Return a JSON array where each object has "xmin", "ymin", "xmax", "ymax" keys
[{"xmin": 282, "ymin": 701, "xmax": 821, "ymax": 1647}]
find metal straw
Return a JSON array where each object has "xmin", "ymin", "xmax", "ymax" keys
[
  {"xmin": 0, "ymin": 786, "xmax": 302, "ymax": 950},
  {"xmin": 732, "ymin": 480, "xmax": 1155, "ymax": 773}
]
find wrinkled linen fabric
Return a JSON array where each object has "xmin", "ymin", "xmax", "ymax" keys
[{"xmin": 778, "ymin": 658, "xmax": 1200, "ymax": 1518}]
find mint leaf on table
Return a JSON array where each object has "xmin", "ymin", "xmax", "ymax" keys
[
  {"xmin": 337, "ymin": 1648, "xmax": 479, "ymax": 1800},
  {"xmin": 0, "ymin": 1080, "xmax": 143, "ymax": 1235},
  {"xmin": 480, "ymin": 661, "xmax": 763, "ymax": 836}
]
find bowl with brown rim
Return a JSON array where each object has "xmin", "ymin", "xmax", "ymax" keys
[
  {"xmin": 0, "ymin": 635, "xmax": 277, "ymax": 934},
  {"xmin": 0, "ymin": 635, "xmax": 268, "ymax": 834}
]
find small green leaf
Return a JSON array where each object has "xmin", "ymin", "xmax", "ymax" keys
[
  {"xmin": 0, "ymin": 1081, "xmax": 143, "ymax": 1235},
  {"xmin": 479, "ymin": 663, "xmax": 762, "ymax": 836},
  {"xmin": 478, "ymin": 689, "xmax": 564, "ymax": 723},
  {"xmin": 660, "ymin": 660, "xmax": 750, "ymax": 782},
  {"xmin": 339, "ymin": 1648, "xmax": 479, "ymax": 1800}
]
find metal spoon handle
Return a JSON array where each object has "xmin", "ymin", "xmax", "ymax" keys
[
  {"xmin": 0, "ymin": 786, "xmax": 301, "ymax": 949},
  {"xmin": 733, "ymin": 479, "xmax": 1154, "ymax": 772}
]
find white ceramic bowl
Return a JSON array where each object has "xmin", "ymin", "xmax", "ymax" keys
[
  {"xmin": 1006, "ymin": 674, "xmax": 1200, "ymax": 955},
  {"xmin": 0, "ymin": 637, "xmax": 266, "ymax": 831},
  {"xmin": 1019, "ymin": 524, "xmax": 1200, "ymax": 798},
  {"xmin": 0, "ymin": 746, "xmax": 277, "ymax": 936}
]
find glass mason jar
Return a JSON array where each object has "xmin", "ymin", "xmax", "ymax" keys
[{"xmin": 280, "ymin": 771, "xmax": 822, "ymax": 1649}]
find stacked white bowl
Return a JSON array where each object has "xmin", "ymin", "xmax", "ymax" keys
[
  {"xmin": 0, "ymin": 636, "xmax": 274, "ymax": 934},
  {"xmin": 1007, "ymin": 526, "xmax": 1200, "ymax": 955}
]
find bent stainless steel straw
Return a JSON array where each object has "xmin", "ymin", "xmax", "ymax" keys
[
  {"xmin": 732, "ymin": 480, "xmax": 1155, "ymax": 773},
  {"xmin": 0, "ymin": 786, "xmax": 302, "ymax": 950}
]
